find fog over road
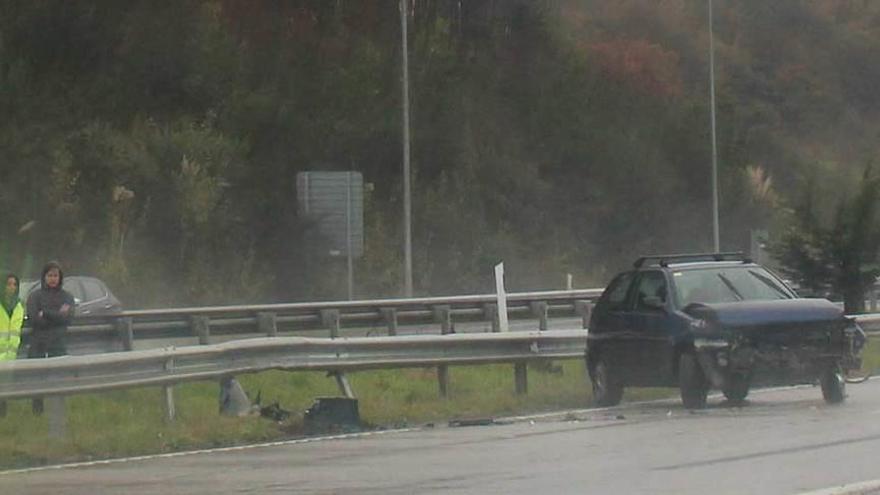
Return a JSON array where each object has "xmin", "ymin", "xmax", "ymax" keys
[{"xmin": 5, "ymin": 380, "xmax": 880, "ymax": 494}]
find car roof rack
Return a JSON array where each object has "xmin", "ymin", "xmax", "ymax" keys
[{"xmin": 633, "ymin": 252, "xmax": 751, "ymax": 268}]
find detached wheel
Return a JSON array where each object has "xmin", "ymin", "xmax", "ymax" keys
[
  {"xmin": 722, "ymin": 372, "xmax": 751, "ymax": 403},
  {"xmin": 820, "ymin": 365, "xmax": 846, "ymax": 404},
  {"xmin": 679, "ymin": 352, "xmax": 709, "ymax": 409},
  {"xmin": 590, "ymin": 355, "xmax": 624, "ymax": 407}
]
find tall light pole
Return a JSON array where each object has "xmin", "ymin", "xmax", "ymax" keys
[
  {"xmin": 400, "ymin": 0, "xmax": 414, "ymax": 296},
  {"xmin": 709, "ymin": 0, "xmax": 720, "ymax": 252}
]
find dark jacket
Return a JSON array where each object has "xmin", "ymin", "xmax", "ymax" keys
[{"xmin": 26, "ymin": 263, "xmax": 75, "ymax": 357}]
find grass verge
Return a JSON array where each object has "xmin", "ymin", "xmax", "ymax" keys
[{"xmin": 0, "ymin": 359, "xmax": 674, "ymax": 469}]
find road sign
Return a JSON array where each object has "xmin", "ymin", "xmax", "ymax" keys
[{"xmin": 297, "ymin": 172, "xmax": 364, "ymax": 258}]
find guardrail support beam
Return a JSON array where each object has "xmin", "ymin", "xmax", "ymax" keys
[
  {"xmin": 321, "ymin": 310, "xmax": 342, "ymax": 339},
  {"xmin": 531, "ymin": 302, "xmax": 549, "ymax": 331},
  {"xmin": 438, "ymin": 365, "xmax": 450, "ymax": 398},
  {"xmin": 381, "ymin": 308, "xmax": 398, "ymax": 336},
  {"xmin": 574, "ymin": 301, "xmax": 593, "ymax": 329},
  {"xmin": 332, "ymin": 372, "xmax": 355, "ymax": 399},
  {"xmin": 47, "ymin": 397, "xmax": 66, "ymax": 439},
  {"xmin": 115, "ymin": 317, "xmax": 134, "ymax": 351},
  {"xmin": 164, "ymin": 357, "xmax": 176, "ymax": 422},
  {"xmin": 258, "ymin": 312, "xmax": 278, "ymax": 337},
  {"xmin": 483, "ymin": 304, "xmax": 500, "ymax": 333},
  {"xmin": 514, "ymin": 362, "xmax": 528, "ymax": 395},
  {"xmin": 434, "ymin": 305, "xmax": 453, "ymax": 397},
  {"xmin": 192, "ymin": 316, "xmax": 211, "ymax": 345},
  {"xmin": 434, "ymin": 305, "xmax": 453, "ymax": 335}
]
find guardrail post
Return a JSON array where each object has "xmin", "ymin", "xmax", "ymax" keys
[
  {"xmin": 514, "ymin": 363, "xmax": 528, "ymax": 395},
  {"xmin": 381, "ymin": 308, "xmax": 398, "ymax": 336},
  {"xmin": 483, "ymin": 303, "xmax": 500, "ymax": 333},
  {"xmin": 435, "ymin": 305, "xmax": 453, "ymax": 397},
  {"xmin": 47, "ymin": 396, "xmax": 66, "ymax": 439},
  {"xmin": 531, "ymin": 301, "xmax": 549, "ymax": 331},
  {"xmin": 574, "ymin": 301, "xmax": 593, "ymax": 329},
  {"xmin": 331, "ymin": 371, "xmax": 355, "ymax": 398},
  {"xmin": 164, "ymin": 357, "xmax": 176, "ymax": 422},
  {"xmin": 321, "ymin": 310, "xmax": 341, "ymax": 339},
  {"xmin": 192, "ymin": 316, "xmax": 211, "ymax": 345},
  {"xmin": 871, "ymin": 288, "xmax": 878, "ymax": 312},
  {"xmin": 115, "ymin": 317, "xmax": 134, "ymax": 351},
  {"xmin": 434, "ymin": 305, "xmax": 453, "ymax": 334},
  {"xmin": 257, "ymin": 312, "xmax": 278, "ymax": 337}
]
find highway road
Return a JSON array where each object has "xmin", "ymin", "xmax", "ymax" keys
[{"xmin": 4, "ymin": 380, "xmax": 880, "ymax": 494}]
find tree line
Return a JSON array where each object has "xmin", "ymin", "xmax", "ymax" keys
[{"xmin": 1, "ymin": 0, "xmax": 879, "ymax": 308}]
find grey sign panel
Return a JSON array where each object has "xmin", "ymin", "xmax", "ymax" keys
[{"xmin": 297, "ymin": 171, "xmax": 364, "ymax": 258}]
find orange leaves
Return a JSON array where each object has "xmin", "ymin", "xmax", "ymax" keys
[{"xmin": 587, "ymin": 39, "xmax": 683, "ymax": 98}]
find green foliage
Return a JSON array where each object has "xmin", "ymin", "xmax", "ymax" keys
[
  {"xmin": 771, "ymin": 167, "xmax": 880, "ymax": 312},
  {"xmin": 2, "ymin": 1, "xmax": 880, "ymax": 303}
]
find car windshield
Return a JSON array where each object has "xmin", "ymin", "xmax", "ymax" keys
[{"xmin": 672, "ymin": 266, "xmax": 793, "ymax": 307}]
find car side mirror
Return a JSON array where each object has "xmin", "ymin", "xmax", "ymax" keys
[{"xmin": 643, "ymin": 296, "xmax": 666, "ymax": 310}]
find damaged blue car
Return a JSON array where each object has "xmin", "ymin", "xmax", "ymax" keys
[{"xmin": 586, "ymin": 252, "xmax": 866, "ymax": 409}]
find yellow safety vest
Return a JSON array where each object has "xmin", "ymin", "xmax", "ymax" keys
[{"xmin": 0, "ymin": 301, "xmax": 24, "ymax": 361}]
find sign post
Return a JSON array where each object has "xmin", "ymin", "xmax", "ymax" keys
[{"xmin": 495, "ymin": 262, "xmax": 509, "ymax": 333}]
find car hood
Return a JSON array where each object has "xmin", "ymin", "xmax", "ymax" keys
[{"xmin": 684, "ymin": 298, "xmax": 845, "ymax": 328}]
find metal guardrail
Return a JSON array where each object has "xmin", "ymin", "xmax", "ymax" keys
[
  {"xmin": 854, "ymin": 313, "xmax": 880, "ymax": 333},
  {"xmin": 7, "ymin": 284, "xmax": 880, "ymax": 401},
  {"xmin": 41, "ymin": 289, "xmax": 603, "ymax": 354},
  {"xmin": 0, "ymin": 330, "xmax": 588, "ymax": 401}
]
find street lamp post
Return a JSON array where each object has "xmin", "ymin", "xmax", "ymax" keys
[
  {"xmin": 709, "ymin": 0, "xmax": 720, "ymax": 252},
  {"xmin": 400, "ymin": 0, "xmax": 413, "ymax": 297}
]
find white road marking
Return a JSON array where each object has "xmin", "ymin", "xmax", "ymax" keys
[{"xmin": 797, "ymin": 479, "xmax": 880, "ymax": 495}]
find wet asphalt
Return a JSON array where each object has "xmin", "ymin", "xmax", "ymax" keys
[{"xmin": 4, "ymin": 378, "xmax": 880, "ymax": 494}]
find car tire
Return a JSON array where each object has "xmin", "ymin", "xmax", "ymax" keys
[
  {"xmin": 589, "ymin": 354, "xmax": 624, "ymax": 407},
  {"xmin": 679, "ymin": 352, "xmax": 709, "ymax": 409},
  {"xmin": 820, "ymin": 365, "xmax": 846, "ymax": 404},
  {"xmin": 722, "ymin": 371, "xmax": 750, "ymax": 403}
]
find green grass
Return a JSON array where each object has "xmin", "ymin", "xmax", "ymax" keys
[
  {"xmin": 858, "ymin": 335, "xmax": 880, "ymax": 374},
  {"xmin": 0, "ymin": 359, "xmax": 670, "ymax": 469}
]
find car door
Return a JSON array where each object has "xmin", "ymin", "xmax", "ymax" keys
[
  {"xmin": 629, "ymin": 270, "xmax": 677, "ymax": 386},
  {"xmin": 589, "ymin": 271, "xmax": 638, "ymax": 378},
  {"xmin": 77, "ymin": 277, "xmax": 118, "ymax": 315},
  {"xmin": 61, "ymin": 277, "xmax": 87, "ymax": 315}
]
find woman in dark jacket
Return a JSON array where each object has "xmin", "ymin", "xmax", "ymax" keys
[{"xmin": 26, "ymin": 261, "xmax": 75, "ymax": 414}]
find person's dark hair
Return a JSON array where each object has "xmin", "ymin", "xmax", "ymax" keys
[{"xmin": 40, "ymin": 261, "xmax": 64, "ymax": 288}]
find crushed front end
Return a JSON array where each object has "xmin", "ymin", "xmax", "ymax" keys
[{"xmin": 685, "ymin": 299, "xmax": 866, "ymax": 390}]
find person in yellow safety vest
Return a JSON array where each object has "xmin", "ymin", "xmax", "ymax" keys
[{"xmin": 0, "ymin": 273, "xmax": 24, "ymax": 417}]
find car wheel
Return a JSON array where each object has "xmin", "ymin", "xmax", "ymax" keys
[
  {"xmin": 679, "ymin": 352, "xmax": 708, "ymax": 409},
  {"xmin": 722, "ymin": 371, "xmax": 750, "ymax": 403},
  {"xmin": 820, "ymin": 365, "xmax": 846, "ymax": 404},
  {"xmin": 590, "ymin": 355, "xmax": 624, "ymax": 407}
]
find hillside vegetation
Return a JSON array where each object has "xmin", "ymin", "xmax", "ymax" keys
[{"xmin": 2, "ymin": 0, "xmax": 879, "ymax": 306}]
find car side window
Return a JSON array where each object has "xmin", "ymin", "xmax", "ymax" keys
[
  {"xmin": 81, "ymin": 278, "xmax": 107, "ymax": 303},
  {"xmin": 604, "ymin": 272, "xmax": 635, "ymax": 311},
  {"xmin": 635, "ymin": 271, "xmax": 668, "ymax": 311},
  {"xmin": 64, "ymin": 279, "xmax": 86, "ymax": 304}
]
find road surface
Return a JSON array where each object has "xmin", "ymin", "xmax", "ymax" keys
[{"xmin": 4, "ymin": 380, "xmax": 880, "ymax": 494}]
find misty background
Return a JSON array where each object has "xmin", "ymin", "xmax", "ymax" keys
[{"xmin": 1, "ymin": 0, "xmax": 878, "ymax": 307}]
